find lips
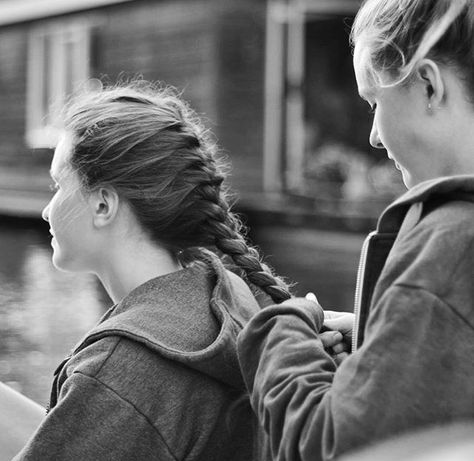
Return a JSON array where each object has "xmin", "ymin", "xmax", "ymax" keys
[{"xmin": 387, "ymin": 154, "xmax": 401, "ymax": 170}]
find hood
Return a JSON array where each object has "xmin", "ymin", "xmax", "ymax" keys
[
  {"xmin": 73, "ymin": 257, "xmax": 261, "ymax": 390},
  {"xmin": 377, "ymin": 175, "xmax": 474, "ymax": 233}
]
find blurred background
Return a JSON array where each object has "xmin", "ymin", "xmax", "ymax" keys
[{"xmin": 0, "ymin": 0, "xmax": 405, "ymax": 405}]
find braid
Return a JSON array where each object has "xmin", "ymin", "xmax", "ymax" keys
[
  {"xmin": 195, "ymin": 181, "xmax": 292, "ymax": 304},
  {"xmin": 64, "ymin": 80, "xmax": 292, "ymax": 305}
]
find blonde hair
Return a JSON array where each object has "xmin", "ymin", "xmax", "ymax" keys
[{"xmin": 351, "ymin": 0, "xmax": 473, "ymax": 88}]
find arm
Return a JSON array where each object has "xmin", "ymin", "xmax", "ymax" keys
[
  {"xmin": 12, "ymin": 372, "xmax": 176, "ymax": 461},
  {"xmin": 0, "ymin": 383, "xmax": 45, "ymax": 461},
  {"xmin": 238, "ymin": 286, "xmax": 469, "ymax": 460}
]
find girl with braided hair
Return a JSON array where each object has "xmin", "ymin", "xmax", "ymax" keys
[{"xmin": 0, "ymin": 80, "xmax": 300, "ymax": 460}]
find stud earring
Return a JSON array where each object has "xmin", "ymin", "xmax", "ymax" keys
[{"xmin": 428, "ymin": 103, "xmax": 432, "ymax": 110}]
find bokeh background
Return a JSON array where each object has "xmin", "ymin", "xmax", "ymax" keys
[{"xmin": 0, "ymin": 0, "xmax": 405, "ymax": 404}]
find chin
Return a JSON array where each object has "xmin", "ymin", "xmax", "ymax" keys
[
  {"xmin": 52, "ymin": 255, "xmax": 72, "ymax": 272},
  {"xmin": 52, "ymin": 251, "xmax": 84, "ymax": 273},
  {"xmin": 400, "ymin": 170, "xmax": 416, "ymax": 189}
]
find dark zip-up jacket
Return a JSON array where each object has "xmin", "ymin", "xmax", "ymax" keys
[
  {"xmin": 237, "ymin": 175, "xmax": 474, "ymax": 461},
  {"xmin": 14, "ymin": 258, "xmax": 262, "ymax": 460}
]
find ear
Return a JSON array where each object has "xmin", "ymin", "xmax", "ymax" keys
[
  {"xmin": 88, "ymin": 187, "xmax": 120, "ymax": 228},
  {"xmin": 415, "ymin": 59, "xmax": 445, "ymax": 109}
]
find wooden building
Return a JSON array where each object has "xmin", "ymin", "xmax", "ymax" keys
[{"xmin": 0, "ymin": 0, "xmax": 402, "ymax": 222}]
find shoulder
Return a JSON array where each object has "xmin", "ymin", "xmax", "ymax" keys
[
  {"xmin": 62, "ymin": 336, "xmax": 217, "ymax": 420},
  {"xmin": 395, "ymin": 198, "xmax": 474, "ymax": 262},
  {"xmin": 20, "ymin": 340, "xmax": 179, "ymax": 460},
  {"xmin": 379, "ymin": 199, "xmax": 474, "ymax": 320},
  {"xmin": 66, "ymin": 335, "xmax": 183, "ymax": 386},
  {"xmin": 422, "ymin": 198, "xmax": 474, "ymax": 231},
  {"xmin": 55, "ymin": 335, "xmax": 246, "ymax": 460}
]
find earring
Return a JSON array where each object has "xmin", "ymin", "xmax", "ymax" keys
[{"xmin": 428, "ymin": 103, "xmax": 432, "ymax": 110}]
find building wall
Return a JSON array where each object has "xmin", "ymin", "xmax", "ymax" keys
[
  {"xmin": 214, "ymin": 1, "xmax": 266, "ymax": 193},
  {"xmin": 0, "ymin": 25, "xmax": 31, "ymax": 167},
  {"xmin": 0, "ymin": 0, "xmax": 267, "ymax": 195},
  {"xmin": 97, "ymin": 0, "xmax": 219, "ymax": 118}
]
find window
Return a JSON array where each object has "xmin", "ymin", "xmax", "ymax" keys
[
  {"xmin": 26, "ymin": 20, "xmax": 92, "ymax": 148},
  {"xmin": 264, "ymin": 0, "xmax": 404, "ymax": 218}
]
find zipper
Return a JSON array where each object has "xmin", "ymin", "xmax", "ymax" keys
[{"xmin": 352, "ymin": 230, "xmax": 376, "ymax": 353}]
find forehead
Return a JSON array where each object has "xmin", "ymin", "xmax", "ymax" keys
[{"xmin": 51, "ymin": 133, "xmax": 73, "ymax": 178}]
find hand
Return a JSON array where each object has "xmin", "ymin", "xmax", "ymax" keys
[
  {"xmin": 319, "ymin": 329, "xmax": 350, "ymax": 365},
  {"xmin": 323, "ymin": 310, "xmax": 354, "ymax": 345},
  {"xmin": 305, "ymin": 293, "xmax": 353, "ymax": 365}
]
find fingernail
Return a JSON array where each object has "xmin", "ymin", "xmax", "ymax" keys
[{"xmin": 305, "ymin": 292, "xmax": 318, "ymax": 303}]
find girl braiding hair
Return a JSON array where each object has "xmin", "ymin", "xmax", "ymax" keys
[
  {"xmin": 64, "ymin": 80, "xmax": 292, "ymax": 304},
  {"xmin": 236, "ymin": 0, "xmax": 474, "ymax": 460}
]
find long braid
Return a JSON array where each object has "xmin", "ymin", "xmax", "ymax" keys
[
  {"xmin": 65, "ymin": 80, "xmax": 292, "ymax": 304},
  {"xmin": 194, "ymin": 178, "xmax": 292, "ymax": 304},
  {"xmin": 165, "ymin": 104, "xmax": 293, "ymax": 304}
]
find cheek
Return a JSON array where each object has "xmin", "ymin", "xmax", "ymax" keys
[
  {"xmin": 376, "ymin": 110, "xmax": 406, "ymax": 148},
  {"xmin": 49, "ymin": 193, "xmax": 84, "ymax": 234}
]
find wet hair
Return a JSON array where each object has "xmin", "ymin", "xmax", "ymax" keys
[
  {"xmin": 351, "ymin": 0, "xmax": 474, "ymax": 94},
  {"xmin": 62, "ymin": 81, "xmax": 291, "ymax": 304}
]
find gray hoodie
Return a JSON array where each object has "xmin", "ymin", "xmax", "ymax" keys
[
  {"xmin": 15, "ymin": 258, "xmax": 262, "ymax": 460},
  {"xmin": 238, "ymin": 175, "xmax": 474, "ymax": 461}
]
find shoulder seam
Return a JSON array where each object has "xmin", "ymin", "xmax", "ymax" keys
[
  {"xmin": 394, "ymin": 283, "xmax": 474, "ymax": 330},
  {"xmin": 71, "ymin": 370, "xmax": 179, "ymax": 461},
  {"xmin": 92, "ymin": 335, "xmax": 122, "ymax": 377}
]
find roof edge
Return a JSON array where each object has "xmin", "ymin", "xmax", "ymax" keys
[{"xmin": 0, "ymin": 0, "xmax": 135, "ymax": 26}]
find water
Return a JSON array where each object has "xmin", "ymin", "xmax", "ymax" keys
[
  {"xmin": 0, "ymin": 218, "xmax": 364, "ymax": 406},
  {"xmin": 0, "ymin": 219, "xmax": 109, "ymax": 405},
  {"xmin": 250, "ymin": 225, "xmax": 364, "ymax": 310}
]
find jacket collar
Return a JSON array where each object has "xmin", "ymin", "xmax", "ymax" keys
[{"xmin": 377, "ymin": 175, "xmax": 474, "ymax": 233}]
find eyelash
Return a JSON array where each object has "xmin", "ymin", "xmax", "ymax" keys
[
  {"xmin": 49, "ymin": 183, "xmax": 59, "ymax": 192},
  {"xmin": 368, "ymin": 104, "xmax": 377, "ymax": 115}
]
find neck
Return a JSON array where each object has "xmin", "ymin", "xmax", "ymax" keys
[{"xmin": 94, "ymin": 240, "xmax": 182, "ymax": 304}]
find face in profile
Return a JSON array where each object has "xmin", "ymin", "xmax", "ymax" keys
[
  {"xmin": 353, "ymin": 44, "xmax": 438, "ymax": 188},
  {"xmin": 42, "ymin": 135, "xmax": 95, "ymax": 272}
]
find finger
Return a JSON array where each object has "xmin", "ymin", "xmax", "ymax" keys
[
  {"xmin": 305, "ymin": 292, "xmax": 319, "ymax": 304},
  {"xmin": 324, "ymin": 315, "xmax": 354, "ymax": 334},
  {"xmin": 331, "ymin": 342, "xmax": 350, "ymax": 355},
  {"xmin": 324, "ymin": 310, "xmax": 346, "ymax": 320},
  {"xmin": 333, "ymin": 352, "xmax": 350, "ymax": 365},
  {"xmin": 319, "ymin": 330, "xmax": 343, "ymax": 349}
]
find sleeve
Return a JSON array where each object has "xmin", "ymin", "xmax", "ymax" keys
[
  {"xmin": 13, "ymin": 372, "xmax": 177, "ymax": 461},
  {"xmin": 237, "ymin": 286, "xmax": 468, "ymax": 461}
]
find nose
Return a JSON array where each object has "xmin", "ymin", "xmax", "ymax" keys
[
  {"xmin": 369, "ymin": 119, "xmax": 384, "ymax": 149},
  {"xmin": 42, "ymin": 202, "xmax": 50, "ymax": 222}
]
